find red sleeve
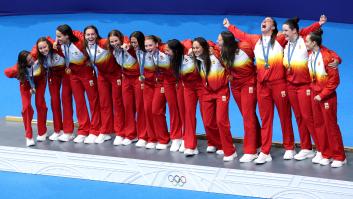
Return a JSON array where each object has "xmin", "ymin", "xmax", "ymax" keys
[
  {"xmin": 73, "ymin": 30, "xmax": 84, "ymax": 40},
  {"xmin": 207, "ymin": 40, "xmax": 221, "ymax": 59},
  {"xmin": 276, "ymin": 33, "xmax": 288, "ymax": 47},
  {"xmin": 318, "ymin": 49, "xmax": 340, "ymax": 99},
  {"xmin": 123, "ymin": 36, "xmax": 130, "ymax": 45},
  {"xmin": 4, "ymin": 64, "xmax": 18, "ymax": 78},
  {"xmin": 227, "ymin": 24, "xmax": 259, "ymax": 48},
  {"xmin": 30, "ymin": 44, "xmax": 38, "ymax": 60},
  {"xmin": 322, "ymin": 45, "xmax": 342, "ymax": 64},
  {"xmin": 299, "ymin": 22, "xmax": 321, "ymax": 38},
  {"xmin": 158, "ymin": 43, "xmax": 167, "ymax": 52},
  {"xmin": 47, "ymin": 36, "xmax": 55, "ymax": 44},
  {"xmin": 238, "ymin": 41, "xmax": 254, "ymax": 59},
  {"xmin": 181, "ymin": 39, "xmax": 192, "ymax": 54}
]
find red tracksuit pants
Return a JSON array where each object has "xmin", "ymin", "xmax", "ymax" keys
[
  {"xmin": 177, "ymin": 81, "xmax": 185, "ymax": 136},
  {"xmin": 97, "ymin": 73, "xmax": 124, "ymax": 136},
  {"xmin": 70, "ymin": 68, "xmax": 101, "ymax": 136},
  {"xmin": 183, "ymin": 82, "xmax": 206, "ymax": 149},
  {"xmin": 200, "ymin": 86, "xmax": 236, "ymax": 156},
  {"xmin": 48, "ymin": 69, "xmax": 74, "ymax": 133},
  {"xmin": 311, "ymin": 91, "xmax": 346, "ymax": 161},
  {"xmin": 20, "ymin": 76, "xmax": 47, "ymax": 139},
  {"xmin": 152, "ymin": 81, "xmax": 182, "ymax": 144},
  {"xmin": 143, "ymin": 82, "xmax": 157, "ymax": 142},
  {"xmin": 230, "ymin": 81, "xmax": 261, "ymax": 154},
  {"xmin": 257, "ymin": 80, "xmax": 294, "ymax": 154},
  {"xmin": 122, "ymin": 75, "xmax": 146, "ymax": 140},
  {"xmin": 287, "ymin": 83, "xmax": 317, "ymax": 150}
]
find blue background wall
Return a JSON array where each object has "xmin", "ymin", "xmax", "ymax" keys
[{"xmin": 1, "ymin": 13, "xmax": 352, "ymax": 146}]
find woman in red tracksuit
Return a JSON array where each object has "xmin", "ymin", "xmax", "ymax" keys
[
  {"xmin": 164, "ymin": 39, "xmax": 190, "ymax": 152},
  {"xmin": 33, "ymin": 37, "xmax": 74, "ymax": 141},
  {"xmin": 144, "ymin": 35, "xmax": 182, "ymax": 151},
  {"xmin": 281, "ymin": 16, "xmax": 340, "ymax": 161},
  {"xmin": 83, "ymin": 25, "xmax": 124, "ymax": 144},
  {"xmin": 108, "ymin": 29, "xmax": 147, "ymax": 146},
  {"xmin": 216, "ymin": 31, "xmax": 261, "ymax": 162},
  {"xmin": 193, "ymin": 37, "xmax": 236, "ymax": 161},
  {"xmin": 4, "ymin": 50, "xmax": 47, "ymax": 146},
  {"xmin": 129, "ymin": 31, "xmax": 158, "ymax": 148},
  {"xmin": 305, "ymin": 29, "xmax": 346, "ymax": 168},
  {"xmin": 55, "ymin": 24, "xmax": 101, "ymax": 143},
  {"xmin": 224, "ymin": 17, "xmax": 321, "ymax": 164}
]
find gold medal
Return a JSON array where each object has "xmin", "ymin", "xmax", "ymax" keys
[{"xmin": 65, "ymin": 67, "xmax": 71, "ymax": 74}]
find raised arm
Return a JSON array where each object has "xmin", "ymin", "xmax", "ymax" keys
[{"xmin": 224, "ymin": 18, "xmax": 259, "ymax": 47}]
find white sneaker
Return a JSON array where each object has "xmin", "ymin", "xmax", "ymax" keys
[
  {"xmin": 73, "ymin": 135, "xmax": 86, "ymax": 143},
  {"xmin": 239, "ymin": 154, "xmax": 258, "ymax": 163},
  {"xmin": 319, "ymin": 158, "xmax": 331, "ymax": 166},
  {"xmin": 84, "ymin": 134, "xmax": 97, "ymax": 144},
  {"xmin": 216, "ymin": 150, "xmax": 224, "ymax": 155},
  {"xmin": 170, "ymin": 139, "xmax": 182, "ymax": 152},
  {"xmin": 122, "ymin": 138, "xmax": 137, "ymax": 146},
  {"xmin": 26, "ymin": 138, "xmax": 35, "ymax": 147},
  {"xmin": 49, "ymin": 131, "xmax": 62, "ymax": 141},
  {"xmin": 156, "ymin": 143, "xmax": 168, "ymax": 150},
  {"xmin": 206, "ymin": 146, "xmax": 217, "ymax": 153},
  {"xmin": 254, "ymin": 152, "xmax": 272, "ymax": 164},
  {"xmin": 283, "ymin": 150, "xmax": 296, "ymax": 160},
  {"xmin": 113, "ymin": 136, "xmax": 124, "ymax": 146},
  {"xmin": 58, "ymin": 133, "xmax": 74, "ymax": 142},
  {"xmin": 294, "ymin": 149, "xmax": 315, "ymax": 161},
  {"xmin": 223, "ymin": 152, "xmax": 237, "ymax": 162},
  {"xmin": 36, "ymin": 133, "xmax": 47, "ymax": 142},
  {"xmin": 178, "ymin": 140, "xmax": 185, "ymax": 153},
  {"xmin": 135, "ymin": 139, "xmax": 147, "ymax": 147},
  {"xmin": 331, "ymin": 159, "xmax": 347, "ymax": 168},
  {"xmin": 145, "ymin": 142, "xmax": 157, "ymax": 149},
  {"xmin": 312, "ymin": 152, "xmax": 323, "ymax": 164},
  {"xmin": 184, "ymin": 148, "xmax": 199, "ymax": 156},
  {"xmin": 95, "ymin": 134, "xmax": 112, "ymax": 144}
]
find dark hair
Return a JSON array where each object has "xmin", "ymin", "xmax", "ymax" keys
[
  {"xmin": 167, "ymin": 39, "xmax": 184, "ymax": 78},
  {"xmin": 130, "ymin": 31, "xmax": 145, "ymax": 52},
  {"xmin": 145, "ymin": 35, "xmax": 162, "ymax": 44},
  {"xmin": 36, "ymin": 37, "xmax": 54, "ymax": 68},
  {"xmin": 56, "ymin": 24, "xmax": 79, "ymax": 43},
  {"xmin": 17, "ymin": 50, "xmax": 31, "ymax": 82},
  {"xmin": 284, "ymin": 17, "xmax": 300, "ymax": 33},
  {"xmin": 107, "ymin": 29, "xmax": 124, "ymax": 51},
  {"xmin": 309, "ymin": 29, "xmax": 323, "ymax": 46},
  {"xmin": 220, "ymin": 31, "xmax": 239, "ymax": 69},
  {"xmin": 83, "ymin": 25, "xmax": 102, "ymax": 50},
  {"xmin": 193, "ymin": 37, "xmax": 211, "ymax": 77}
]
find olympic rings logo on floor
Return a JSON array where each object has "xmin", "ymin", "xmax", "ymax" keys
[{"xmin": 168, "ymin": 174, "xmax": 186, "ymax": 186}]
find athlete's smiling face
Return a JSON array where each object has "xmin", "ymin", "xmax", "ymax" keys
[
  {"xmin": 217, "ymin": 34, "xmax": 224, "ymax": 48},
  {"xmin": 38, "ymin": 41, "xmax": 50, "ymax": 56},
  {"xmin": 85, "ymin": 28, "xmax": 97, "ymax": 45},
  {"xmin": 261, "ymin": 17, "xmax": 275, "ymax": 33},
  {"xmin": 109, "ymin": 35, "xmax": 122, "ymax": 49},
  {"xmin": 305, "ymin": 35, "xmax": 316, "ymax": 51},
  {"xmin": 26, "ymin": 54, "xmax": 35, "ymax": 66},
  {"xmin": 192, "ymin": 41, "xmax": 204, "ymax": 57},
  {"xmin": 130, "ymin": 37, "xmax": 139, "ymax": 50},
  {"xmin": 145, "ymin": 39, "xmax": 158, "ymax": 53},
  {"xmin": 165, "ymin": 45, "xmax": 173, "ymax": 56},
  {"xmin": 282, "ymin": 24, "xmax": 297, "ymax": 42},
  {"xmin": 56, "ymin": 30, "xmax": 69, "ymax": 45}
]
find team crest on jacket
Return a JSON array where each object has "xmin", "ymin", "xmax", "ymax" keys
[
  {"xmin": 160, "ymin": 55, "xmax": 164, "ymax": 60},
  {"xmin": 212, "ymin": 60, "xmax": 216, "ymax": 65}
]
